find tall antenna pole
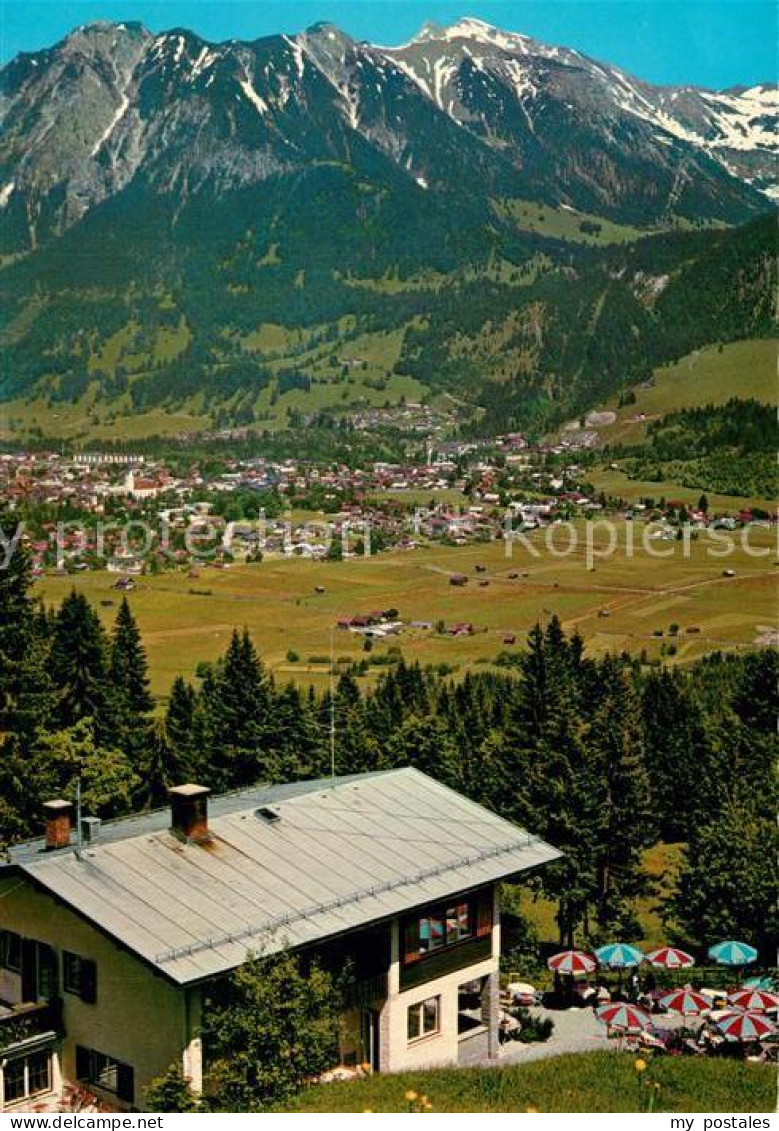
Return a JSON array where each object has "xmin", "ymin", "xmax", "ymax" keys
[
  {"xmin": 329, "ymin": 623, "xmax": 336, "ymax": 782},
  {"xmin": 75, "ymin": 776, "xmax": 83, "ymax": 858}
]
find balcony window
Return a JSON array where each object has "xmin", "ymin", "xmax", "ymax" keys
[
  {"xmin": 406, "ymin": 901, "xmax": 473, "ymax": 962},
  {"xmin": 2, "ymin": 1052, "xmax": 51, "ymax": 1105},
  {"xmin": 407, "ymin": 996, "xmax": 440, "ymax": 1043}
]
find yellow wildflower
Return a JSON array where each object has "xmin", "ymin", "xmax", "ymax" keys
[
  {"xmin": 405, "ymin": 1090, "xmax": 418, "ymax": 1102},
  {"xmin": 634, "ymin": 1058, "xmax": 648, "ymax": 1073}
]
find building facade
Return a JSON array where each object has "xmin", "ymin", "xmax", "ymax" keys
[{"xmin": 0, "ymin": 770, "xmax": 559, "ymax": 1111}]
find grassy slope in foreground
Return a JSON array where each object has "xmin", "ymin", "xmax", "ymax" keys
[
  {"xmin": 594, "ymin": 340, "xmax": 777, "ymax": 448},
  {"xmin": 290, "ymin": 1053, "xmax": 773, "ymax": 1113}
]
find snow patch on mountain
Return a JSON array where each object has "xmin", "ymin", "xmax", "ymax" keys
[
  {"xmin": 238, "ymin": 75, "xmax": 268, "ymax": 116},
  {"xmin": 89, "ymin": 92, "xmax": 130, "ymax": 157}
]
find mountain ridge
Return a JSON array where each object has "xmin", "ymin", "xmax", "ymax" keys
[
  {"xmin": 0, "ymin": 17, "xmax": 775, "ymax": 440},
  {"xmin": 1, "ymin": 14, "xmax": 775, "ymax": 252}
]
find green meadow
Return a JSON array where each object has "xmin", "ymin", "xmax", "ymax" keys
[
  {"xmin": 289, "ymin": 1053, "xmax": 774, "ymax": 1113},
  {"xmin": 594, "ymin": 339, "xmax": 777, "ymax": 448},
  {"xmin": 35, "ymin": 524, "xmax": 778, "ymax": 701}
]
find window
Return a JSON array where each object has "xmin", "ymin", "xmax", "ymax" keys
[
  {"xmin": 406, "ymin": 901, "xmax": 472, "ymax": 962},
  {"xmin": 76, "ymin": 1047, "xmax": 134, "ymax": 1104},
  {"xmin": 63, "ymin": 952, "xmax": 97, "ymax": 1003},
  {"xmin": 0, "ymin": 930, "xmax": 21, "ymax": 973},
  {"xmin": 26, "ymin": 1054, "xmax": 51, "ymax": 1097},
  {"xmin": 2, "ymin": 1053, "xmax": 51, "ymax": 1105},
  {"xmin": 407, "ymin": 996, "xmax": 440, "ymax": 1042}
]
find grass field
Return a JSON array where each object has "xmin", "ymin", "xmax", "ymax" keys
[
  {"xmin": 594, "ymin": 340, "xmax": 777, "ymax": 448},
  {"xmin": 35, "ymin": 524, "xmax": 778, "ymax": 700},
  {"xmin": 289, "ymin": 1053, "xmax": 774, "ymax": 1112},
  {"xmin": 587, "ymin": 467, "xmax": 776, "ymax": 514},
  {"xmin": 493, "ymin": 198, "xmax": 650, "ymax": 245}
]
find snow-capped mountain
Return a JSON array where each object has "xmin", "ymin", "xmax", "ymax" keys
[
  {"xmin": 386, "ymin": 18, "xmax": 776, "ymax": 196},
  {"xmin": 0, "ymin": 16, "xmax": 774, "ymax": 252}
]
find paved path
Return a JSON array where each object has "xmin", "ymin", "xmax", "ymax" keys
[
  {"xmin": 495, "ymin": 1006, "xmax": 609, "ymax": 1066},
  {"xmin": 486, "ymin": 1006, "xmax": 685, "ymax": 1067}
]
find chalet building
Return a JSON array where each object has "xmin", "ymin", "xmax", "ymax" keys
[{"xmin": 0, "ymin": 770, "xmax": 559, "ymax": 1112}]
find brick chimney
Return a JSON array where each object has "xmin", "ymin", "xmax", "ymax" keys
[
  {"xmin": 169, "ymin": 784, "xmax": 211, "ymax": 843},
  {"xmin": 43, "ymin": 800, "xmax": 73, "ymax": 850}
]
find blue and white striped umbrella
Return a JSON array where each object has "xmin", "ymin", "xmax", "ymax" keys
[
  {"xmin": 595, "ymin": 943, "xmax": 645, "ymax": 969},
  {"xmin": 708, "ymin": 940, "xmax": 758, "ymax": 966},
  {"xmin": 744, "ymin": 976, "xmax": 775, "ymax": 991}
]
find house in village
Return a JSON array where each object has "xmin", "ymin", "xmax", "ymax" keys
[{"xmin": 0, "ymin": 770, "xmax": 559, "ymax": 1111}]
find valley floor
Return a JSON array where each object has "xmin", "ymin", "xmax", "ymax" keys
[{"xmin": 35, "ymin": 523, "xmax": 779, "ymax": 699}]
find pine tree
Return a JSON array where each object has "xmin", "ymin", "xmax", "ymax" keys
[
  {"xmin": 136, "ymin": 719, "xmax": 183, "ymax": 810},
  {"xmin": 0, "ymin": 510, "xmax": 54, "ymax": 738},
  {"xmin": 165, "ymin": 676, "xmax": 197, "ymax": 777},
  {"xmin": 49, "ymin": 591, "xmax": 109, "ymax": 728},
  {"xmin": 587, "ymin": 661, "xmax": 652, "ymax": 934},
  {"xmin": 110, "ymin": 597, "xmax": 154, "ymax": 717},
  {"xmin": 202, "ymin": 630, "xmax": 275, "ymax": 788},
  {"xmin": 671, "ymin": 800, "xmax": 778, "ymax": 961},
  {"xmin": 386, "ymin": 714, "xmax": 459, "ymax": 787}
]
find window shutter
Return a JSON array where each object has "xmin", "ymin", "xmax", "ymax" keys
[
  {"xmin": 75, "ymin": 1046, "xmax": 90, "ymax": 1081},
  {"xmin": 475, "ymin": 890, "xmax": 493, "ymax": 938},
  {"xmin": 21, "ymin": 937, "xmax": 38, "ymax": 1002},
  {"xmin": 80, "ymin": 959, "xmax": 97, "ymax": 1004},
  {"xmin": 403, "ymin": 918, "xmax": 421, "ymax": 964},
  {"xmin": 117, "ymin": 1063, "xmax": 135, "ymax": 1105}
]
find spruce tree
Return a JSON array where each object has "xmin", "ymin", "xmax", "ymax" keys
[
  {"xmin": 50, "ymin": 591, "xmax": 110, "ymax": 728},
  {"xmin": 136, "ymin": 719, "xmax": 183, "ymax": 809},
  {"xmin": 0, "ymin": 511, "xmax": 54, "ymax": 738},
  {"xmin": 202, "ymin": 629, "xmax": 275, "ymax": 788},
  {"xmin": 587, "ymin": 661, "xmax": 652, "ymax": 934},
  {"xmin": 111, "ymin": 597, "xmax": 154, "ymax": 717},
  {"xmin": 165, "ymin": 676, "xmax": 197, "ymax": 777}
]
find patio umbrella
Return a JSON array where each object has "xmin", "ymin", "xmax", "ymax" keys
[
  {"xmin": 646, "ymin": 946, "xmax": 695, "ymax": 969},
  {"xmin": 708, "ymin": 940, "xmax": 758, "ymax": 967},
  {"xmin": 659, "ymin": 989, "xmax": 711, "ymax": 1015},
  {"xmin": 728, "ymin": 989, "xmax": 779, "ymax": 1012},
  {"xmin": 547, "ymin": 949, "xmax": 597, "ymax": 975},
  {"xmin": 716, "ymin": 1011, "xmax": 776, "ymax": 1042},
  {"xmin": 743, "ymin": 976, "xmax": 775, "ymax": 991},
  {"xmin": 595, "ymin": 1002, "xmax": 651, "ymax": 1032},
  {"xmin": 595, "ymin": 943, "xmax": 644, "ymax": 968}
]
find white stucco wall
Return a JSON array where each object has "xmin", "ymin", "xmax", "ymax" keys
[{"xmin": 379, "ymin": 887, "xmax": 501, "ymax": 1072}]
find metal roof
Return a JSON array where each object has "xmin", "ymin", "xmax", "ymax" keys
[{"xmin": 5, "ymin": 769, "xmax": 560, "ymax": 985}]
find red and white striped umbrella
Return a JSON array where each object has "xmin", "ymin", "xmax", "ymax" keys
[
  {"xmin": 595, "ymin": 1002, "xmax": 652, "ymax": 1032},
  {"xmin": 659, "ymin": 989, "xmax": 711, "ymax": 1015},
  {"xmin": 547, "ymin": 949, "xmax": 597, "ymax": 975},
  {"xmin": 716, "ymin": 1011, "xmax": 776, "ymax": 1042},
  {"xmin": 728, "ymin": 989, "xmax": 779, "ymax": 1013},
  {"xmin": 645, "ymin": 946, "xmax": 695, "ymax": 969}
]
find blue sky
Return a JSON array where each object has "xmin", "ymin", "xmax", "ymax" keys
[{"xmin": 1, "ymin": 1, "xmax": 775, "ymax": 87}]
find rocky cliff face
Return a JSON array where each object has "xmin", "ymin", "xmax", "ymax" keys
[{"xmin": 0, "ymin": 17, "xmax": 774, "ymax": 251}]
